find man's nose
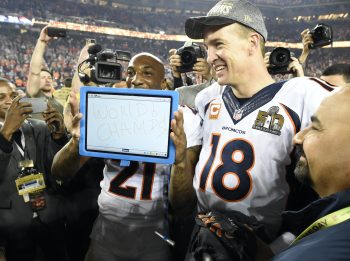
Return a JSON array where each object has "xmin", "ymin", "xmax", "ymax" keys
[
  {"xmin": 206, "ymin": 47, "xmax": 217, "ymax": 66},
  {"xmin": 293, "ymin": 127, "xmax": 308, "ymax": 146},
  {"xmin": 131, "ymin": 74, "xmax": 143, "ymax": 88}
]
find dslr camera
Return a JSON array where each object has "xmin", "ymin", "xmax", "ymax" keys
[
  {"xmin": 176, "ymin": 42, "xmax": 206, "ymax": 73},
  {"xmin": 268, "ymin": 47, "xmax": 294, "ymax": 75},
  {"xmin": 308, "ymin": 23, "xmax": 333, "ymax": 49},
  {"xmin": 79, "ymin": 43, "xmax": 131, "ymax": 84}
]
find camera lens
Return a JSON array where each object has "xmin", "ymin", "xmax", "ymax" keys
[
  {"xmin": 96, "ymin": 62, "xmax": 121, "ymax": 82},
  {"xmin": 270, "ymin": 47, "xmax": 290, "ymax": 66},
  {"xmin": 181, "ymin": 50, "xmax": 195, "ymax": 66},
  {"xmin": 276, "ymin": 53, "xmax": 287, "ymax": 63},
  {"xmin": 314, "ymin": 27, "xmax": 325, "ymax": 37},
  {"xmin": 100, "ymin": 69, "xmax": 114, "ymax": 78}
]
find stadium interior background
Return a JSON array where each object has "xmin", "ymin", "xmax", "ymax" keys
[{"xmin": 1, "ymin": 0, "xmax": 349, "ymax": 89}]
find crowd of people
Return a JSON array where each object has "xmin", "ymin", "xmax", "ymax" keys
[
  {"xmin": 1, "ymin": 0, "xmax": 350, "ymax": 261},
  {"xmin": 1, "ymin": 0, "xmax": 350, "ymax": 36},
  {"xmin": 1, "ymin": 23, "xmax": 350, "ymax": 90}
]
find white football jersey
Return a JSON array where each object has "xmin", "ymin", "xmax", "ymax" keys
[
  {"xmin": 181, "ymin": 105, "xmax": 202, "ymax": 148},
  {"xmin": 99, "ymin": 160, "xmax": 169, "ymax": 226},
  {"xmin": 98, "ymin": 105, "xmax": 200, "ymax": 226},
  {"xmin": 193, "ymin": 77, "xmax": 333, "ymax": 237}
]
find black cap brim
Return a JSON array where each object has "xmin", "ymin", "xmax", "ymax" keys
[{"xmin": 185, "ymin": 16, "xmax": 235, "ymax": 39}]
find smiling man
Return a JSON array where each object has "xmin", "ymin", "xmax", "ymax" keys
[
  {"xmin": 169, "ymin": 0, "xmax": 335, "ymax": 252},
  {"xmin": 268, "ymin": 86, "xmax": 350, "ymax": 260},
  {"xmin": 185, "ymin": 87, "xmax": 350, "ymax": 261},
  {"xmin": 53, "ymin": 51, "xmax": 201, "ymax": 261}
]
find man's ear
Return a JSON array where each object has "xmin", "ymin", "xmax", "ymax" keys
[
  {"xmin": 249, "ymin": 33, "xmax": 261, "ymax": 56},
  {"xmin": 161, "ymin": 78, "xmax": 168, "ymax": 90}
]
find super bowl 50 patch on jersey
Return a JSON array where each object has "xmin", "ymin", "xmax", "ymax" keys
[{"xmin": 252, "ymin": 106, "xmax": 284, "ymax": 136}]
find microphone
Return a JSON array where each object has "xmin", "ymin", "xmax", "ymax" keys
[{"xmin": 88, "ymin": 44, "xmax": 102, "ymax": 55}]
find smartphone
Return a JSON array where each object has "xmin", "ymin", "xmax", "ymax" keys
[
  {"xmin": 47, "ymin": 27, "xmax": 67, "ymax": 38},
  {"xmin": 20, "ymin": 98, "xmax": 48, "ymax": 114},
  {"xmin": 86, "ymin": 38, "xmax": 96, "ymax": 45}
]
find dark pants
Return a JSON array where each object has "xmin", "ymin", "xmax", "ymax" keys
[{"xmin": 5, "ymin": 217, "xmax": 69, "ymax": 261}]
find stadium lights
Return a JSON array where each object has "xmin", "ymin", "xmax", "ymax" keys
[
  {"xmin": 2, "ymin": 15, "xmax": 349, "ymax": 48},
  {"xmin": 295, "ymin": 13, "xmax": 349, "ymax": 21}
]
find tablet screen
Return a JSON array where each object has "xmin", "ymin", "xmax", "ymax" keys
[{"xmin": 85, "ymin": 92, "xmax": 172, "ymax": 159}]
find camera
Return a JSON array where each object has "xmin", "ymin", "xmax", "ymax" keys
[
  {"xmin": 268, "ymin": 47, "xmax": 293, "ymax": 75},
  {"xmin": 47, "ymin": 27, "xmax": 66, "ymax": 38},
  {"xmin": 78, "ymin": 44, "xmax": 131, "ymax": 84},
  {"xmin": 309, "ymin": 23, "xmax": 333, "ymax": 49},
  {"xmin": 176, "ymin": 42, "xmax": 206, "ymax": 73}
]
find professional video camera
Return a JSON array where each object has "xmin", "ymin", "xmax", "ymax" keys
[
  {"xmin": 268, "ymin": 47, "xmax": 294, "ymax": 75},
  {"xmin": 78, "ymin": 43, "xmax": 131, "ymax": 85},
  {"xmin": 176, "ymin": 42, "xmax": 206, "ymax": 73},
  {"xmin": 309, "ymin": 23, "xmax": 333, "ymax": 49}
]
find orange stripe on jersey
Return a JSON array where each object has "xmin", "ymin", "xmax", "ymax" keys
[
  {"xmin": 309, "ymin": 77, "xmax": 335, "ymax": 92},
  {"xmin": 279, "ymin": 103, "xmax": 301, "ymax": 135}
]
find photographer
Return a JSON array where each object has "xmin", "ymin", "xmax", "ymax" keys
[
  {"xmin": 0, "ymin": 78, "xmax": 69, "ymax": 261},
  {"xmin": 265, "ymin": 49, "xmax": 304, "ymax": 78},
  {"xmin": 169, "ymin": 44, "xmax": 216, "ymax": 107},
  {"xmin": 299, "ymin": 24, "xmax": 333, "ymax": 71},
  {"xmin": 299, "ymin": 28, "xmax": 314, "ymax": 67},
  {"xmin": 27, "ymin": 25, "xmax": 64, "ymax": 115}
]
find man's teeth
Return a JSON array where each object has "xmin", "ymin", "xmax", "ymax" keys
[{"xmin": 216, "ymin": 66, "xmax": 225, "ymax": 71}]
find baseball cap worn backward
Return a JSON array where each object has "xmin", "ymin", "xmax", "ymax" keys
[{"xmin": 185, "ymin": 0, "xmax": 268, "ymax": 41}]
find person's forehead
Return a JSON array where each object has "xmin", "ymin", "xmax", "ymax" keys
[
  {"xmin": 134, "ymin": 55, "xmax": 157, "ymax": 65},
  {"xmin": 203, "ymin": 24, "xmax": 235, "ymax": 44},
  {"xmin": 128, "ymin": 56, "xmax": 159, "ymax": 70},
  {"xmin": 40, "ymin": 71, "xmax": 52, "ymax": 77},
  {"xmin": 318, "ymin": 90, "xmax": 350, "ymax": 124},
  {"xmin": 0, "ymin": 84, "xmax": 11, "ymax": 94}
]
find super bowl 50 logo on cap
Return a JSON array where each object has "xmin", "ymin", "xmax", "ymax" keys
[
  {"xmin": 209, "ymin": 103, "xmax": 221, "ymax": 120},
  {"xmin": 252, "ymin": 106, "xmax": 284, "ymax": 136},
  {"xmin": 208, "ymin": 2, "xmax": 233, "ymax": 16}
]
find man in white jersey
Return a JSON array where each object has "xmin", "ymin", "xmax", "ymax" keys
[
  {"xmin": 52, "ymin": 52, "xmax": 200, "ymax": 261},
  {"xmin": 169, "ymin": 0, "xmax": 334, "ymax": 243}
]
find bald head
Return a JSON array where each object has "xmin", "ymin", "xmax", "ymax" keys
[
  {"xmin": 293, "ymin": 85, "xmax": 350, "ymax": 197},
  {"xmin": 127, "ymin": 52, "xmax": 165, "ymax": 89},
  {"xmin": 320, "ymin": 85, "xmax": 350, "ymax": 123},
  {"xmin": 321, "ymin": 63, "xmax": 350, "ymax": 87}
]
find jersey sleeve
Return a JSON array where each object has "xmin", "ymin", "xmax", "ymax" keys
[
  {"xmin": 300, "ymin": 77, "xmax": 334, "ymax": 130},
  {"xmin": 181, "ymin": 105, "xmax": 202, "ymax": 148}
]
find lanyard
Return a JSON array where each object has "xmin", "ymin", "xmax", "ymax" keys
[
  {"xmin": 293, "ymin": 206, "xmax": 350, "ymax": 244},
  {"xmin": 14, "ymin": 133, "xmax": 25, "ymax": 157}
]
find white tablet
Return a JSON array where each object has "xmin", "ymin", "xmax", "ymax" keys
[{"xmin": 79, "ymin": 86, "xmax": 179, "ymax": 165}]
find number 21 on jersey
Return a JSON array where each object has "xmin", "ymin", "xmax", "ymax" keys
[
  {"xmin": 199, "ymin": 133, "xmax": 255, "ymax": 202},
  {"xmin": 109, "ymin": 162, "xmax": 156, "ymax": 200}
]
